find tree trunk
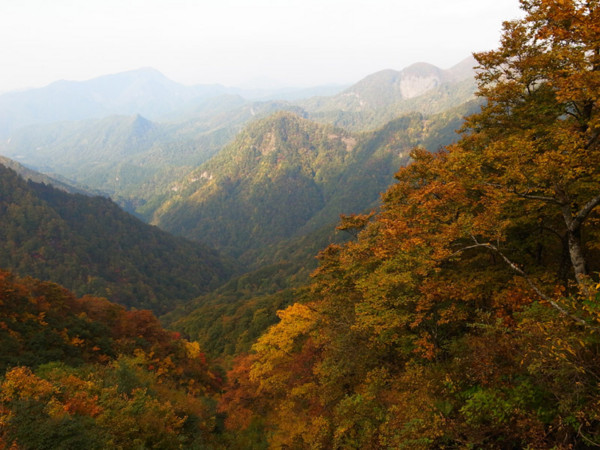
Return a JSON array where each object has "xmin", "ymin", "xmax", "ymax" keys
[
  {"xmin": 559, "ymin": 195, "xmax": 591, "ymax": 295},
  {"xmin": 567, "ymin": 229, "xmax": 587, "ymax": 282}
]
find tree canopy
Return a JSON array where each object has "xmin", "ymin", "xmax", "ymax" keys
[
  {"xmin": 218, "ymin": 1, "xmax": 600, "ymax": 447},
  {"xmin": 2, "ymin": 1, "xmax": 599, "ymax": 447}
]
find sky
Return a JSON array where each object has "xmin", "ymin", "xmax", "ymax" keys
[{"xmin": 0, "ymin": 0, "xmax": 524, "ymax": 92}]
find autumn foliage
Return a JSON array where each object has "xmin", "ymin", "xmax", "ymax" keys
[
  {"xmin": 218, "ymin": 1, "xmax": 600, "ymax": 447},
  {"xmin": 2, "ymin": 0, "xmax": 600, "ymax": 448},
  {"xmin": 0, "ymin": 270, "xmax": 221, "ymax": 448}
]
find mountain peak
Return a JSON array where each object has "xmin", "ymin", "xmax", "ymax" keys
[
  {"xmin": 257, "ymin": 110, "xmax": 306, "ymax": 127},
  {"xmin": 301, "ymin": 56, "xmax": 477, "ymax": 125},
  {"xmin": 130, "ymin": 113, "xmax": 156, "ymax": 136},
  {"xmin": 401, "ymin": 62, "xmax": 444, "ymax": 78},
  {"xmin": 342, "ymin": 61, "xmax": 446, "ymax": 106}
]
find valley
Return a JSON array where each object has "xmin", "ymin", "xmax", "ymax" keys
[
  {"xmin": 0, "ymin": 57, "xmax": 476, "ymax": 356},
  {"xmin": 0, "ymin": 59, "xmax": 477, "ymax": 357},
  {"xmin": 2, "ymin": 2, "xmax": 599, "ymax": 444}
]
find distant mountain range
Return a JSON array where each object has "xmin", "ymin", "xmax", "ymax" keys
[
  {"xmin": 0, "ymin": 57, "xmax": 476, "ymax": 136},
  {"xmin": 0, "ymin": 68, "xmax": 227, "ymax": 137},
  {"xmin": 0, "ymin": 68, "xmax": 348, "ymax": 138},
  {"xmin": 0, "ymin": 57, "xmax": 477, "ymax": 214}
]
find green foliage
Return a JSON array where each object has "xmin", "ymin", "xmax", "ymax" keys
[
  {"xmin": 150, "ymin": 106, "xmax": 468, "ymax": 264},
  {"xmin": 0, "ymin": 166, "xmax": 235, "ymax": 313},
  {"xmin": 5, "ymin": 398, "xmax": 108, "ymax": 450},
  {"xmin": 161, "ymin": 221, "xmax": 353, "ymax": 359},
  {"xmin": 152, "ymin": 112, "xmax": 355, "ymax": 256}
]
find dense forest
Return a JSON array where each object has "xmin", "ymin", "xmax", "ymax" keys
[
  {"xmin": 1, "ymin": 0, "xmax": 600, "ymax": 448},
  {"xmin": 149, "ymin": 104, "xmax": 471, "ymax": 263},
  {"xmin": 0, "ymin": 165, "xmax": 234, "ymax": 313},
  {"xmin": 214, "ymin": 1, "xmax": 600, "ymax": 446},
  {"xmin": 0, "ymin": 270, "xmax": 226, "ymax": 448}
]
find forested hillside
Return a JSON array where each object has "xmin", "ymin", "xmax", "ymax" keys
[
  {"xmin": 2, "ymin": 0, "xmax": 599, "ymax": 448},
  {"xmin": 0, "ymin": 164, "xmax": 234, "ymax": 313},
  {"xmin": 149, "ymin": 112, "xmax": 361, "ymax": 257},
  {"xmin": 214, "ymin": 1, "xmax": 600, "ymax": 446},
  {"xmin": 149, "ymin": 103, "xmax": 472, "ymax": 262},
  {"xmin": 162, "ymin": 222, "xmax": 348, "ymax": 358},
  {"xmin": 0, "ymin": 270, "xmax": 225, "ymax": 449},
  {"xmin": 0, "ymin": 98, "xmax": 306, "ymax": 213}
]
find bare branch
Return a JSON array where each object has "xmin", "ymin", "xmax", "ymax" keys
[
  {"xmin": 578, "ymin": 424, "xmax": 600, "ymax": 448},
  {"xmin": 541, "ymin": 225, "xmax": 565, "ymax": 241},
  {"xmin": 586, "ymin": 129, "xmax": 600, "ymax": 150},
  {"xmin": 572, "ymin": 192, "xmax": 600, "ymax": 231},
  {"xmin": 513, "ymin": 192, "xmax": 560, "ymax": 203},
  {"xmin": 454, "ymin": 239, "xmax": 596, "ymax": 329}
]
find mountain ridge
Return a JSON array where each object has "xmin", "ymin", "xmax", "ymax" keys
[
  {"xmin": 147, "ymin": 103, "xmax": 475, "ymax": 263},
  {"xmin": 0, "ymin": 68, "xmax": 229, "ymax": 137},
  {"xmin": 0, "ymin": 57, "xmax": 475, "ymax": 138}
]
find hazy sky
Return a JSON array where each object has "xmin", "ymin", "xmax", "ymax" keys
[{"xmin": 0, "ymin": 0, "xmax": 523, "ymax": 92}]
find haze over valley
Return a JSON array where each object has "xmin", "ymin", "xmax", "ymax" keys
[
  {"xmin": 0, "ymin": 51, "xmax": 481, "ymax": 347},
  {"xmin": 2, "ymin": 0, "xmax": 599, "ymax": 448}
]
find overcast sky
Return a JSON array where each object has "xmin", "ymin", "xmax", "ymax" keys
[{"xmin": 0, "ymin": 0, "xmax": 523, "ymax": 92}]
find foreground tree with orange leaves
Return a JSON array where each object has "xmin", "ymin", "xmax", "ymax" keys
[
  {"xmin": 460, "ymin": 0, "xmax": 600, "ymax": 293},
  {"xmin": 219, "ymin": 1, "xmax": 600, "ymax": 447}
]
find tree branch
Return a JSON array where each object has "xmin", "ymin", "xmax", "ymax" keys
[
  {"xmin": 454, "ymin": 238, "xmax": 596, "ymax": 329},
  {"xmin": 483, "ymin": 182, "xmax": 560, "ymax": 203},
  {"xmin": 572, "ymin": 192, "xmax": 600, "ymax": 231},
  {"xmin": 585, "ymin": 129, "xmax": 600, "ymax": 150}
]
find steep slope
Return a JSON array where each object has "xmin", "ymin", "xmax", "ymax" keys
[
  {"xmin": 150, "ymin": 102, "xmax": 476, "ymax": 264},
  {"xmin": 0, "ymin": 155, "xmax": 93, "ymax": 195},
  {"xmin": 0, "ymin": 164, "xmax": 234, "ymax": 313},
  {"xmin": 150, "ymin": 111, "xmax": 355, "ymax": 258},
  {"xmin": 162, "ymin": 221, "xmax": 348, "ymax": 358}
]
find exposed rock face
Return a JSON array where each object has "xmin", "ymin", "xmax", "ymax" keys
[
  {"xmin": 301, "ymin": 56, "xmax": 478, "ymax": 126},
  {"xmin": 347, "ymin": 58, "xmax": 476, "ymax": 106},
  {"xmin": 400, "ymin": 74, "xmax": 441, "ymax": 99}
]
